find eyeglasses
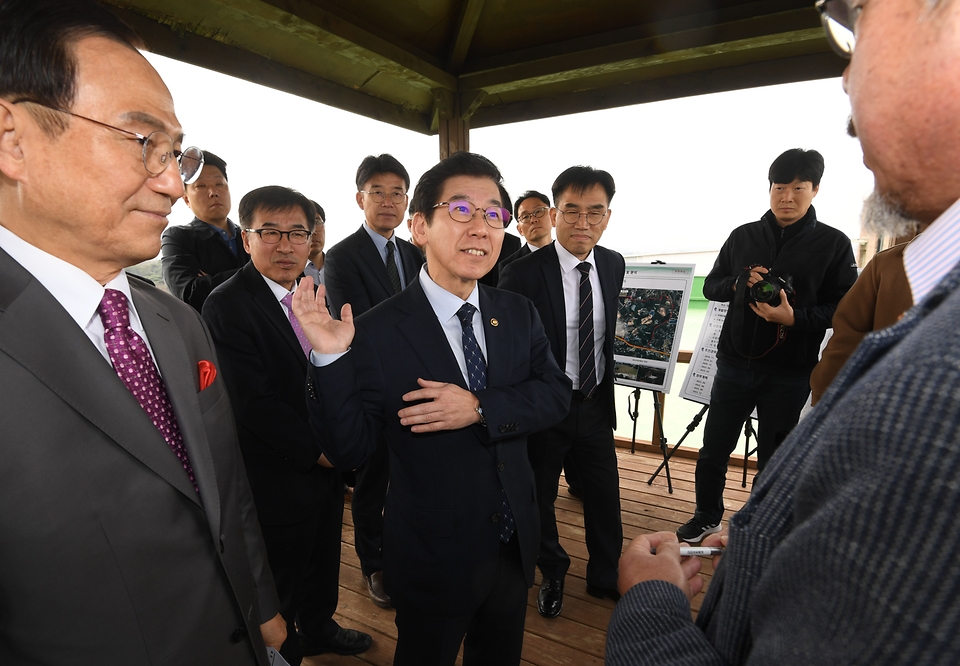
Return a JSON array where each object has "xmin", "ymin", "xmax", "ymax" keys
[
  {"xmin": 244, "ymin": 228, "xmax": 311, "ymax": 244},
  {"xmin": 433, "ymin": 200, "xmax": 512, "ymax": 229},
  {"xmin": 517, "ymin": 206, "xmax": 549, "ymax": 225},
  {"xmin": 556, "ymin": 209, "xmax": 608, "ymax": 226},
  {"xmin": 12, "ymin": 98, "xmax": 204, "ymax": 183},
  {"xmin": 815, "ymin": 0, "xmax": 859, "ymax": 59},
  {"xmin": 359, "ymin": 190, "xmax": 407, "ymax": 204}
]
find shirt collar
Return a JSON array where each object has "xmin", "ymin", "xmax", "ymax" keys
[
  {"xmin": 258, "ymin": 271, "xmax": 297, "ymax": 303},
  {"xmin": 555, "ymin": 239, "xmax": 596, "ymax": 273},
  {"xmin": 362, "ymin": 222, "xmax": 394, "ymax": 253},
  {"xmin": 418, "ymin": 264, "xmax": 480, "ymax": 322},
  {"xmin": 904, "ymin": 196, "xmax": 960, "ymax": 304},
  {"xmin": 0, "ymin": 225, "xmax": 137, "ymax": 331}
]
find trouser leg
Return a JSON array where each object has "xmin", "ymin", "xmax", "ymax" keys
[
  {"xmin": 754, "ymin": 371, "xmax": 811, "ymax": 470},
  {"xmin": 696, "ymin": 362, "xmax": 757, "ymax": 522},
  {"xmin": 351, "ymin": 433, "xmax": 389, "ymax": 576},
  {"xmin": 528, "ymin": 407, "xmax": 574, "ymax": 582}
]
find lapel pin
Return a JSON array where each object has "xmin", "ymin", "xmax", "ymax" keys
[{"xmin": 490, "ymin": 318, "xmax": 499, "ymax": 327}]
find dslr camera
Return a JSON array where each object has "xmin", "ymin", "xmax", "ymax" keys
[{"xmin": 749, "ymin": 272, "xmax": 794, "ymax": 307}]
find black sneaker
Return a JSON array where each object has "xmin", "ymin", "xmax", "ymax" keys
[{"xmin": 676, "ymin": 516, "xmax": 721, "ymax": 543}]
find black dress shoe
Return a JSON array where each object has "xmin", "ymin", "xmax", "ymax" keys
[
  {"xmin": 586, "ymin": 584, "xmax": 621, "ymax": 602},
  {"xmin": 300, "ymin": 627, "xmax": 373, "ymax": 656},
  {"xmin": 537, "ymin": 578, "xmax": 564, "ymax": 618},
  {"xmin": 364, "ymin": 570, "xmax": 392, "ymax": 608}
]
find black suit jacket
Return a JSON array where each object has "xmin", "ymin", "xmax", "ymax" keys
[
  {"xmin": 161, "ymin": 217, "xmax": 250, "ymax": 311},
  {"xmin": 203, "ymin": 262, "xmax": 328, "ymax": 526},
  {"xmin": 500, "ymin": 242, "xmax": 626, "ymax": 428},
  {"xmin": 478, "ymin": 232, "xmax": 522, "ymax": 287},
  {"xmin": 500, "ymin": 243, "xmax": 532, "ymax": 271},
  {"xmin": 306, "ymin": 280, "xmax": 571, "ymax": 613},
  {"xmin": 324, "ymin": 225, "xmax": 424, "ymax": 318},
  {"xmin": 0, "ymin": 249, "xmax": 278, "ymax": 665}
]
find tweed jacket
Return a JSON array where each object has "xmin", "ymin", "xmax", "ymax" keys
[{"xmin": 606, "ymin": 257, "xmax": 960, "ymax": 665}]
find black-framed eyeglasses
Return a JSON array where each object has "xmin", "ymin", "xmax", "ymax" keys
[
  {"xmin": 432, "ymin": 200, "xmax": 512, "ymax": 229},
  {"xmin": 517, "ymin": 206, "xmax": 549, "ymax": 224},
  {"xmin": 557, "ymin": 209, "xmax": 608, "ymax": 226},
  {"xmin": 359, "ymin": 190, "xmax": 407, "ymax": 204},
  {"xmin": 244, "ymin": 228, "xmax": 311, "ymax": 244},
  {"xmin": 12, "ymin": 98, "xmax": 203, "ymax": 183},
  {"xmin": 816, "ymin": 0, "xmax": 859, "ymax": 59}
]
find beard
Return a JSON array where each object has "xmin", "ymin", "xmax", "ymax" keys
[{"xmin": 861, "ymin": 190, "xmax": 922, "ymax": 239}]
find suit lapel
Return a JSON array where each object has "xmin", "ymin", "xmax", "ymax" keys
[
  {"xmin": 478, "ymin": 287, "xmax": 514, "ymax": 391},
  {"xmin": 595, "ymin": 248, "xmax": 620, "ymax": 354},
  {"xmin": 241, "ymin": 263, "xmax": 307, "ymax": 370},
  {"xmin": 398, "ymin": 238, "xmax": 422, "ymax": 284},
  {"xmin": 540, "ymin": 245, "xmax": 568, "ymax": 367},
  {"xmin": 0, "ymin": 252, "xmax": 201, "ymax": 505},
  {"xmin": 354, "ymin": 227, "xmax": 394, "ymax": 297},
  {"xmin": 396, "ymin": 280, "xmax": 468, "ymax": 390},
  {"xmin": 131, "ymin": 285, "xmax": 211, "ymax": 511}
]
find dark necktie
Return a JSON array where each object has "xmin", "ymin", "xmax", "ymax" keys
[
  {"xmin": 98, "ymin": 289, "xmax": 199, "ymax": 494},
  {"xmin": 385, "ymin": 240, "xmax": 402, "ymax": 295},
  {"xmin": 455, "ymin": 303, "xmax": 515, "ymax": 543},
  {"xmin": 281, "ymin": 293, "xmax": 312, "ymax": 357},
  {"xmin": 577, "ymin": 262, "xmax": 598, "ymax": 398}
]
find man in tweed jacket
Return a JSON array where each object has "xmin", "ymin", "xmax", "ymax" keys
[{"xmin": 606, "ymin": 1, "xmax": 960, "ymax": 663}]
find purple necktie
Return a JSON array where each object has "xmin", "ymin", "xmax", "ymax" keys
[
  {"xmin": 281, "ymin": 292, "xmax": 312, "ymax": 357},
  {"xmin": 98, "ymin": 289, "xmax": 198, "ymax": 494}
]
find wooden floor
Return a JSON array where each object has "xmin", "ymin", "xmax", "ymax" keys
[{"xmin": 305, "ymin": 449, "xmax": 756, "ymax": 666}]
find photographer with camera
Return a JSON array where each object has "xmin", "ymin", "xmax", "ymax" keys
[{"xmin": 677, "ymin": 148, "xmax": 858, "ymax": 544}]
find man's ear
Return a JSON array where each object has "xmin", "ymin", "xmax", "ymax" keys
[
  {"xmin": 355, "ymin": 191, "xmax": 364, "ymax": 210},
  {"xmin": 241, "ymin": 228, "xmax": 252, "ymax": 254},
  {"xmin": 0, "ymin": 99, "xmax": 28, "ymax": 182},
  {"xmin": 411, "ymin": 211, "xmax": 429, "ymax": 248}
]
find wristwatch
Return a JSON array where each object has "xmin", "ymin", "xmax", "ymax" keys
[{"xmin": 475, "ymin": 404, "xmax": 486, "ymax": 427}]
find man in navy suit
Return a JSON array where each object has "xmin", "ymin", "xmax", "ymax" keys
[
  {"xmin": 293, "ymin": 152, "xmax": 570, "ymax": 666},
  {"xmin": 501, "ymin": 189, "xmax": 555, "ymax": 269},
  {"xmin": 323, "ymin": 153, "xmax": 424, "ymax": 608},
  {"xmin": 500, "ymin": 166, "xmax": 626, "ymax": 619},
  {"xmin": 202, "ymin": 186, "xmax": 372, "ymax": 664}
]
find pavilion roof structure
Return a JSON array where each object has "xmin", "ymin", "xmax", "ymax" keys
[{"xmin": 103, "ymin": 0, "xmax": 845, "ymax": 155}]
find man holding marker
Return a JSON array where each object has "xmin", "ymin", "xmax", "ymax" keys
[{"xmin": 607, "ymin": 1, "xmax": 960, "ymax": 663}]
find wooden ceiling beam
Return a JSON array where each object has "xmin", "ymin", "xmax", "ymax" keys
[
  {"xmin": 447, "ymin": 0, "xmax": 486, "ymax": 73},
  {"xmin": 470, "ymin": 51, "xmax": 846, "ymax": 129},
  {"xmin": 110, "ymin": 7, "xmax": 433, "ymax": 134},
  {"xmin": 459, "ymin": 9, "xmax": 821, "ymax": 92}
]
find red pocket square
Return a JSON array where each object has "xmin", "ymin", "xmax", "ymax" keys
[{"xmin": 198, "ymin": 360, "xmax": 217, "ymax": 391}]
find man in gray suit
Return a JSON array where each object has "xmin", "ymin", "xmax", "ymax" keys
[
  {"xmin": 607, "ymin": 1, "xmax": 960, "ymax": 663},
  {"xmin": 0, "ymin": 1, "xmax": 284, "ymax": 663}
]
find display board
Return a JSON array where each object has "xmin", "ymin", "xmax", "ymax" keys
[
  {"xmin": 679, "ymin": 301, "xmax": 728, "ymax": 405},
  {"xmin": 613, "ymin": 264, "xmax": 695, "ymax": 392}
]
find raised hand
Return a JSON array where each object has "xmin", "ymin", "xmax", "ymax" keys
[{"xmin": 291, "ymin": 276, "xmax": 355, "ymax": 354}]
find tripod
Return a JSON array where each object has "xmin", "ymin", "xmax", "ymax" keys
[
  {"xmin": 647, "ymin": 403, "xmax": 708, "ymax": 492},
  {"xmin": 627, "ymin": 387, "xmax": 674, "ymax": 492}
]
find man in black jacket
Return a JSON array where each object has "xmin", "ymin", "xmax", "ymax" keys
[
  {"xmin": 677, "ymin": 148, "xmax": 858, "ymax": 543},
  {"xmin": 161, "ymin": 151, "xmax": 249, "ymax": 310}
]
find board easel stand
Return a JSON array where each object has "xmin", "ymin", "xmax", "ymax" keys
[
  {"xmin": 626, "ymin": 387, "xmax": 674, "ymax": 492},
  {"xmin": 639, "ymin": 401, "xmax": 758, "ymax": 493}
]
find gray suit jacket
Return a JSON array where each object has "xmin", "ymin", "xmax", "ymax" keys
[
  {"xmin": 606, "ymin": 259, "xmax": 960, "ymax": 664},
  {"xmin": 0, "ymin": 248, "xmax": 279, "ymax": 665}
]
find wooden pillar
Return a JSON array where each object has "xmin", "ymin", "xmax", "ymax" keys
[{"xmin": 439, "ymin": 114, "xmax": 469, "ymax": 159}]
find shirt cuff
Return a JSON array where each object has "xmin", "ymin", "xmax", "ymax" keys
[{"xmin": 309, "ymin": 348, "xmax": 349, "ymax": 367}]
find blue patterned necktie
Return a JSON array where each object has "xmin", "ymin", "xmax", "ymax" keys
[
  {"xmin": 577, "ymin": 262, "xmax": 598, "ymax": 398},
  {"xmin": 455, "ymin": 303, "xmax": 515, "ymax": 543},
  {"xmin": 98, "ymin": 289, "xmax": 199, "ymax": 494}
]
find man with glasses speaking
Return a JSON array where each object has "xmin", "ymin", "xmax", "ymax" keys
[
  {"xmin": 500, "ymin": 167, "xmax": 626, "ymax": 620},
  {"xmin": 0, "ymin": 1, "xmax": 285, "ymax": 662},
  {"xmin": 293, "ymin": 152, "xmax": 570, "ymax": 665}
]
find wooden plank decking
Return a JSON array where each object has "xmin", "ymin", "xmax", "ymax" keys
[{"xmin": 305, "ymin": 449, "xmax": 756, "ymax": 666}]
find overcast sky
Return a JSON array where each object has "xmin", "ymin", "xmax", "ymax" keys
[{"xmin": 146, "ymin": 52, "xmax": 873, "ymax": 262}]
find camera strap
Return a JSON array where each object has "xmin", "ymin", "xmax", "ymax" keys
[{"xmin": 730, "ymin": 272, "xmax": 789, "ymax": 359}]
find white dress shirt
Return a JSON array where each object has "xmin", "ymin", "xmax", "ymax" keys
[
  {"xmin": 0, "ymin": 225, "xmax": 158, "ymax": 367},
  {"xmin": 555, "ymin": 241, "xmax": 605, "ymax": 389}
]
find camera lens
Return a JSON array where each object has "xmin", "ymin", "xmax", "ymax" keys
[{"xmin": 751, "ymin": 280, "xmax": 779, "ymax": 303}]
